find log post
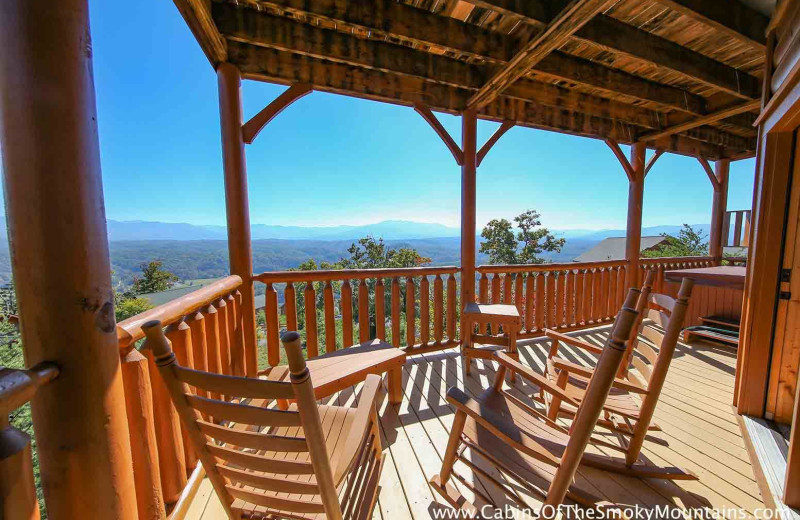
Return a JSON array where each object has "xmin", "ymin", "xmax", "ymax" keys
[
  {"xmin": 461, "ymin": 109, "xmax": 478, "ymax": 306},
  {"xmin": 0, "ymin": 0, "xmax": 138, "ymax": 517},
  {"xmin": 709, "ymin": 159, "xmax": 730, "ymax": 262},
  {"xmin": 625, "ymin": 142, "xmax": 647, "ymax": 290},
  {"xmin": 217, "ymin": 62, "xmax": 258, "ymax": 376}
]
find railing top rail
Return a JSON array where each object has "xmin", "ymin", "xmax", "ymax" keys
[
  {"xmin": 116, "ymin": 275, "xmax": 242, "ymax": 347},
  {"xmin": 639, "ymin": 256, "xmax": 715, "ymax": 266},
  {"xmin": 0, "ymin": 363, "xmax": 59, "ymax": 416},
  {"xmin": 253, "ymin": 265, "xmax": 460, "ymax": 284},
  {"xmin": 476, "ymin": 259, "xmax": 628, "ymax": 274}
]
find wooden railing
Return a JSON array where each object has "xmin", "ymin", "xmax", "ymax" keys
[
  {"xmin": 253, "ymin": 266, "xmax": 461, "ymax": 363},
  {"xmin": 724, "ymin": 209, "xmax": 751, "ymax": 248},
  {"xmin": 116, "ymin": 275, "xmax": 245, "ymax": 520},
  {"xmin": 0, "ymin": 363, "xmax": 59, "ymax": 520},
  {"xmin": 474, "ymin": 260, "xmax": 629, "ymax": 338}
]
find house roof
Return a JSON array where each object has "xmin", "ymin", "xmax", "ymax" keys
[
  {"xmin": 174, "ymin": 0, "xmax": 763, "ymax": 159},
  {"xmin": 573, "ymin": 235, "xmax": 668, "ymax": 262}
]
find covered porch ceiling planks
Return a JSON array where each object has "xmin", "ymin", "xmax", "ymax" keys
[{"xmin": 175, "ymin": 0, "xmax": 765, "ymax": 159}]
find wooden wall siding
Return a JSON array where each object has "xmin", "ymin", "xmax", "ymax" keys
[
  {"xmin": 474, "ymin": 260, "xmax": 627, "ymax": 338},
  {"xmin": 253, "ymin": 267, "xmax": 462, "ymax": 364},
  {"xmin": 116, "ymin": 276, "xmax": 246, "ymax": 520},
  {"xmin": 176, "ymin": 0, "xmax": 768, "ymax": 160}
]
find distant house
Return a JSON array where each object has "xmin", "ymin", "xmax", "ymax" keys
[{"xmin": 573, "ymin": 236, "xmax": 669, "ymax": 263}]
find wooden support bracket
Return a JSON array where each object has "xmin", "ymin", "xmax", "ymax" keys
[
  {"xmin": 242, "ymin": 83, "xmax": 312, "ymax": 144},
  {"xmin": 414, "ymin": 103, "xmax": 464, "ymax": 165},
  {"xmin": 696, "ymin": 155, "xmax": 722, "ymax": 191},
  {"xmin": 644, "ymin": 149, "xmax": 664, "ymax": 177},
  {"xmin": 605, "ymin": 139, "xmax": 635, "ymax": 181},
  {"xmin": 477, "ymin": 121, "xmax": 514, "ymax": 167}
]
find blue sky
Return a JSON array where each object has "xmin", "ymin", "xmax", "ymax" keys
[{"xmin": 44, "ymin": 0, "xmax": 755, "ymax": 232}]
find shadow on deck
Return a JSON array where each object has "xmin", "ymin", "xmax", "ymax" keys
[{"xmin": 186, "ymin": 326, "xmax": 762, "ymax": 519}]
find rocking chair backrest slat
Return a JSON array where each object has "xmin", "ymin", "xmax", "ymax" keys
[
  {"xmin": 627, "ymin": 278, "xmax": 694, "ymax": 465},
  {"xmin": 546, "ymin": 289, "xmax": 640, "ymax": 507},
  {"xmin": 621, "ymin": 270, "xmax": 655, "ymax": 377},
  {"xmin": 142, "ymin": 322, "xmax": 345, "ymax": 520}
]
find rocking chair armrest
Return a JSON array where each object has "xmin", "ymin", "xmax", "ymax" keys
[
  {"xmin": 549, "ymin": 357, "xmax": 648, "ymax": 394},
  {"xmin": 333, "ymin": 374, "xmax": 382, "ymax": 485},
  {"xmin": 493, "ymin": 352, "xmax": 579, "ymax": 406},
  {"xmin": 545, "ymin": 329, "xmax": 604, "ymax": 357}
]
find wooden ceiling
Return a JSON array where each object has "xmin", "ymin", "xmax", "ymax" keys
[{"xmin": 175, "ymin": 0, "xmax": 769, "ymax": 159}]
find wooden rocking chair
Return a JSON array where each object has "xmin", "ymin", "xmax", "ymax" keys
[
  {"xmin": 542, "ymin": 276, "xmax": 695, "ymax": 476},
  {"xmin": 143, "ymin": 323, "xmax": 383, "ymax": 520},
  {"xmin": 430, "ymin": 289, "xmax": 641, "ymax": 514}
]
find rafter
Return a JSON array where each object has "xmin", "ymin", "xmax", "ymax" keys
[
  {"xmin": 649, "ymin": 0, "xmax": 768, "ymax": 51},
  {"xmin": 242, "ymin": 83, "xmax": 312, "ymax": 144},
  {"xmin": 413, "ymin": 104, "xmax": 464, "ymax": 165},
  {"xmin": 640, "ymin": 100, "xmax": 760, "ymax": 142},
  {"xmin": 477, "ymin": 121, "xmax": 515, "ymax": 166},
  {"xmin": 226, "ymin": 41, "xmax": 746, "ymax": 159},
  {"xmin": 467, "ymin": 0, "xmax": 612, "ymax": 109},
  {"xmin": 466, "ymin": 0, "xmax": 762, "ymax": 99}
]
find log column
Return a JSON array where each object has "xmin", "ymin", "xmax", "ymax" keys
[
  {"xmin": 461, "ymin": 109, "xmax": 478, "ymax": 305},
  {"xmin": 217, "ymin": 63, "xmax": 258, "ymax": 376},
  {"xmin": 0, "ymin": 0, "xmax": 138, "ymax": 517},
  {"xmin": 625, "ymin": 142, "xmax": 646, "ymax": 290},
  {"xmin": 709, "ymin": 159, "xmax": 731, "ymax": 261}
]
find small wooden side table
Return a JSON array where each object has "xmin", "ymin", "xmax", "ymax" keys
[{"xmin": 462, "ymin": 303, "xmax": 521, "ymax": 381}]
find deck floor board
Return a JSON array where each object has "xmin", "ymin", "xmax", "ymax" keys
[{"xmin": 192, "ymin": 328, "xmax": 763, "ymax": 519}]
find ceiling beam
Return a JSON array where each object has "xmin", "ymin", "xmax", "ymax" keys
[
  {"xmin": 226, "ymin": 41, "xmax": 741, "ymax": 159},
  {"xmin": 173, "ymin": 0, "xmax": 227, "ymax": 65},
  {"xmin": 466, "ymin": 0, "xmax": 762, "ymax": 99},
  {"xmin": 466, "ymin": 0, "xmax": 612, "ymax": 109},
  {"xmin": 648, "ymin": 0, "xmax": 768, "ymax": 51},
  {"xmin": 639, "ymin": 100, "xmax": 761, "ymax": 142},
  {"xmin": 251, "ymin": 0, "xmax": 719, "ymax": 120}
]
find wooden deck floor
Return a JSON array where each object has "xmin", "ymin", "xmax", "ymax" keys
[{"xmin": 185, "ymin": 326, "xmax": 763, "ymax": 519}]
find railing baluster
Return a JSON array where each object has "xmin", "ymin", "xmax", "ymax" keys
[
  {"xmin": 324, "ymin": 281, "xmax": 336, "ymax": 352},
  {"xmin": 229, "ymin": 292, "xmax": 245, "ymax": 376},
  {"xmin": 491, "ymin": 273, "xmax": 501, "ymax": 304},
  {"xmin": 479, "ymin": 273, "xmax": 489, "ymax": 303},
  {"xmin": 341, "ymin": 279, "xmax": 354, "ymax": 347},
  {"xmin": 525, "ymin": 274, "xmax": 534, "ymax": 332},
  {"xmin": 535, "ymin": 274, "xmax": 545, "ymax": 332},
  {"xmin": 375, "ymin": 279, "xmax": 386, "ymax": 341},
  {"xmin": 420, "ymin": 275, "xmax": 430, "ymax": 346},
  {"xmin": 391, "ymin": 277, "xmax": 401, "ymax": 347},
  {"xmin": 187, "ymin": 311, "xmax": 208, "ymax": 397},
  {"xmin": 574, "ymin": 269, "xmax": 584, "ymax": 326},
  {"xmin": 204, "ymin": 304, "xmax": 222, "ymax": 397},
  {"xmin": 406, "ymin": 276, "xmax": 416, "ymax": 347},
  {"xmin": 358, "ymin": 279, "xmax": 370, "ymax": 343},
  {"xmin": 305, "ymin": 281, "xmax": 318, "ymax": 357},
  {"xmin": 593, "ymin": 268, "xmax": 603, "ymax": 322},
  {"xmin": 121, "ymin": 348, "xmax": 165, "ymax": 519},
  {"xmin": 599, "ymin": 268, "xmax": 609, "ymax": 320},
  {"xmin": 555, "ymin": 272, "xmax": 565, "ymax": 328},
  {"xmin": 434, "ymin": 275, "xmax": 444, "ymax": 344},
  {"xmin": 503, "ymin": 274, "xmax": 513, "ymax": 304},
  {"xmin": 284, "ymin": 282, "xmax": 298, "ymax": 332},
  {"xmin": 265, "ymin": 283, "xmax": 280, "ymax": 366},
  {"xmin": 169, "ymin": 319, "xmax": 198, "ymax": 472},
  {"xmin": 151, "ymin": 323, "xmax": 188, "ymax": 504},
  {"xmin": 215, "ymin": 297, "xmax": 231, "ymax": 376},
  {"xmin": 607, "ymin": 268, "xmax": 618, "ymax": 318},
  {"xmin": 514, "ymin": 274, "xmax": 524, "ymax": 332},
  {"xmin": 565, "ymin": 270, "xmax": 575, "ymax": 327},
  {"xmin": 617, "ymin": 266, "xmax": 626, "ymax": 309},
  {"xmin": 447, "ymin": 273, "xmax": 457, "ymax": 341},
  {"xmin": 583, "ymin": 269, "xmax": 593, "ymax": 324},
  {"xmin": 544, "ymin": 273, "xmax": 555, "ymax": 329}
]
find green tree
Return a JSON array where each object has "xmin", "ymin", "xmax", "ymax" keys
[
  {"xmin": 115, "ymin": 296, "xmax": 154, "ymax": 322},
  {"xmin": 131, "ymin": 260, "xmax": 179, "ymax": 294},
  {"xmin": 642, "ymin": 224, "xmax": 709, "ymax": 258},
  {"xmin": 480, "ymin": 209, "xmax": 565, "ymax": 264}
]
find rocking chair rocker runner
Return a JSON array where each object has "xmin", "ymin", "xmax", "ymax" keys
[
  {"xmin": 431, "ymin": 289, "xmax": 641, "ymax": 514},
  {"xmin": 143, "ymin": 323, "xmax": 383, "ymax": 520},
  {"xmin": 543, "ymin": 277, "xmax": 695, "ymax": 472}
]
